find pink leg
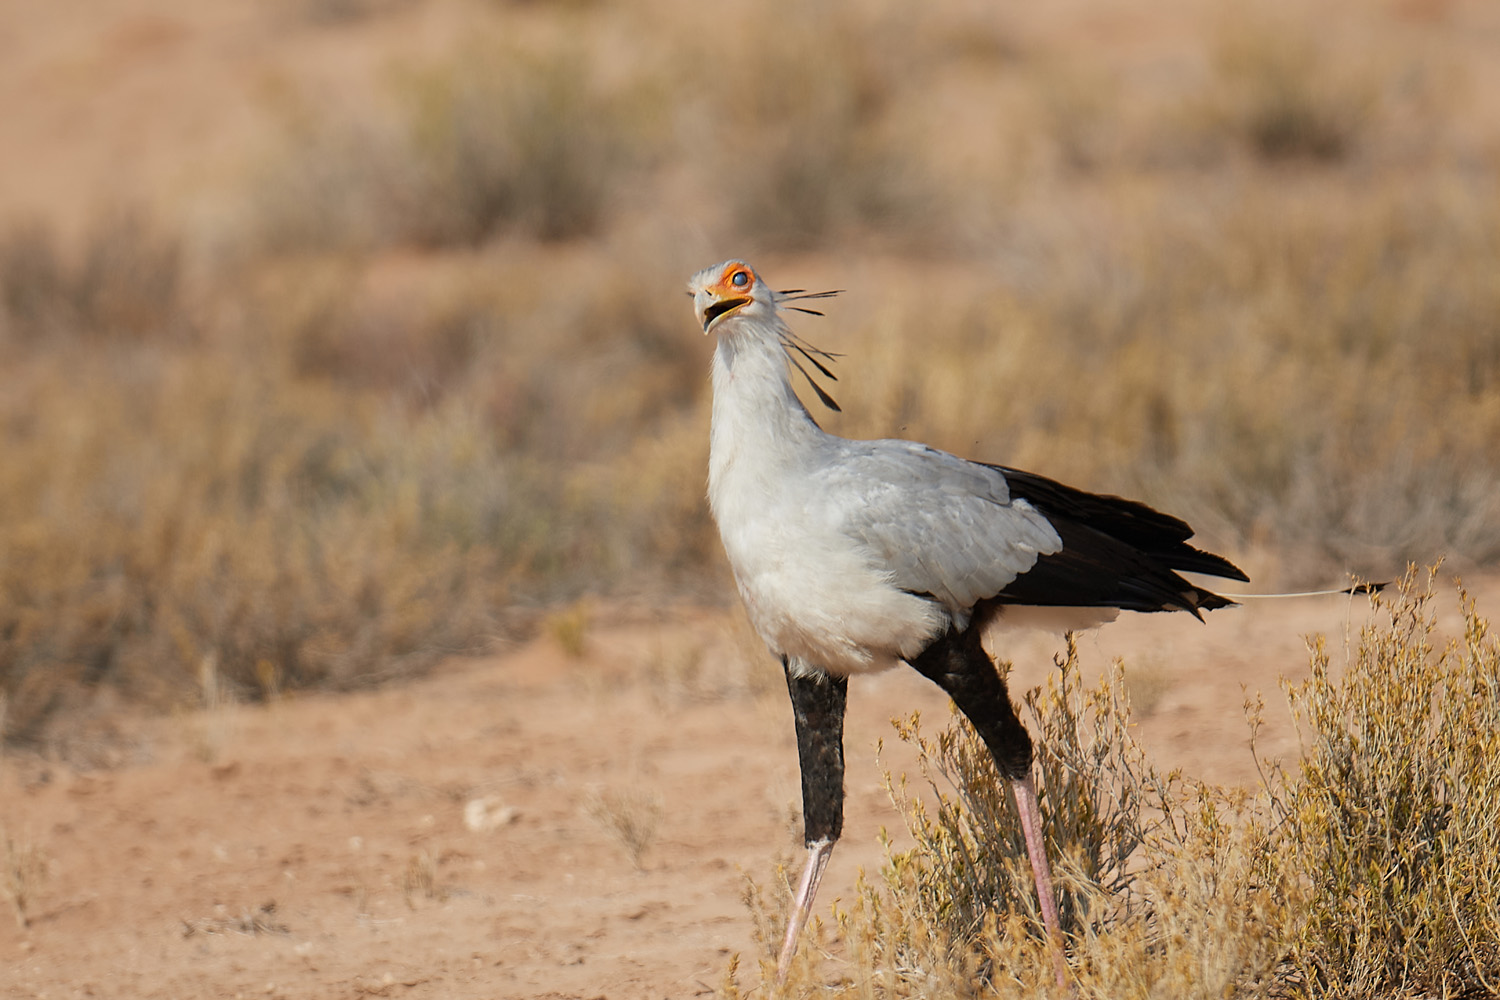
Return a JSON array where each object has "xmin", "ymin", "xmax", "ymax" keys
[
  {"xmin": 1011, "ymin": 774, "xmax": 1069, "ymax": 990},
  {"xmin": 775, "ymin": 837, "xmax": 835, "ymax": 983}
]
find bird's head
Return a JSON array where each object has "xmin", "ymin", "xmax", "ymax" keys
[
  {"xmin": 688, "ymin": 260, "xmax": 842, "ymax": 335},
  {"xmin": 687, "ymin": 259, "xmax": 846, "ymax": 411},
  {"xmin": 688, "ymin": 260, "xmax": 774, "ymax": 334}
]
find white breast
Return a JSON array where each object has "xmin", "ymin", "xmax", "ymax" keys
[
  {"xmin": 708, "ymin": 334, "xmax": 948, "ymax": 675},
  {"xmin": 717, "ymin": 497, "xmax": 948, "ymax": 675}
]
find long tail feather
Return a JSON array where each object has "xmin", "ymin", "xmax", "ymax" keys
[{"xmin": 1218, "ymin": 582, "xmax": 1387, "ymax": 599}]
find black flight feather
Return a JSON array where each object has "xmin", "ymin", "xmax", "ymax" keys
[{"xmin": 981, "ymin": 464, "xmax": 1247, "ymax": 618}]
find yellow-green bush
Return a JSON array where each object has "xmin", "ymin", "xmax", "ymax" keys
[{"xmin": 1267, "ymin": 570, "xmax": 1500, "ymax": 997}]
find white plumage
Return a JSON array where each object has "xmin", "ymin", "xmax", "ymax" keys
[{"xmin": 703, "ymin": 265, "xmax": 1064, "ymax": 673}]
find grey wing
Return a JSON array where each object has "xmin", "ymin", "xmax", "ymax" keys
[{"xmin": 818, "ymin": 440, "xmax": 1062, "ymax": 613}]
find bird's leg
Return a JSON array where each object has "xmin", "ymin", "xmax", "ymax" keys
[
  {"xmin": 778, "ymin": 659, "xmax": 848, "ymax": 983},
  {"xmin": 778, "ymin": 836, "xmax": 834, "ymax": 979},
  {"xmin": 909, "ymin": 629, "xmax": 1069, "ymax": 991},
  {"xmin": 1011, "ymin": 772, "xmax": 1068, "ymax": 988}
]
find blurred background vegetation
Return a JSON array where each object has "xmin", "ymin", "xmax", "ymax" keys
[{"xmin": 1, "ymin": 0, "xmax": 1497, "ymax": 741}]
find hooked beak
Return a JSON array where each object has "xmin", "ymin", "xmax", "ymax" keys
[{"xmin": 699, "ymin": 294, "xmax": 750, "ymax": 333}]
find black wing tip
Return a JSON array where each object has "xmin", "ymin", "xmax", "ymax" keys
[
  {"xmin": 1178, "ymin": 546, "xmax": 1250, "ymax": 584},
  {"xmin": 1188, "ymin": 587, "xmax": 1238, "ymax": 617}
]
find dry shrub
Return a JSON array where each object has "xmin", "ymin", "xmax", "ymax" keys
[
  {"xmin": 402, "ymin": 47, "xmax": 644, "ymax": 246},
  {"xmin": 879, "ymin": 642, "xmax": 1176, "ymax": 952},
  {"xmin": 0, "ymin": 211, "xmax": 184, "ymax": 344},
  {"xmin": 248, "ymin": 258, "xmax": 493, "ymax": 405},
  {"xmin": 860, "ymin": 648, "xmax": 1283, "ymax": 999},
  {"xmin": 688, "ymin": 0, "xmax": 947, "ymax": 251},
  {"xmin": 249, "ymin": 43, "xmax": 645, "ymax": 252},
  {"xmin": 1265, "ymin": 568, "xmax": 1500, "ymax": 997},
  {"xmin": 247, "ymin": 109, "xmax": 418, "ymax": 254},
  {"xmin": 0, "ymin": 348, "xmax": 519, "ymax": 742},
  {"xmin": 1200, "ymin": 19, "xmax": 1374, "ymax": 164},
  {"xmin": 544, "ymin": 600, "xmax": 591, "ymax": 659}
]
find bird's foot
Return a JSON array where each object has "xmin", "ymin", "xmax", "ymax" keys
[
  {"xmin": 1011, "ymin": 773, "xmax": 1070, "ymax": 993},
  {"xmin": 775, "ymin": 837, "xmax": 836, "ymax": 984}
]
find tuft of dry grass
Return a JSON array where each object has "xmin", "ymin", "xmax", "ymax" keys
[
  {"xmin": 544, "ymin": 600, "xmax": 592, "ymax": 660},
  {"xmin": 402, "ymin": 849, "xmax": 446, "ymax": 908},
  {"xmin": 586, "ymin": 785, "xmax": 664, "ymax": 871},
  {"xmin": 1, "ymin": 823, "xmax": 46, "ymax": 930}
]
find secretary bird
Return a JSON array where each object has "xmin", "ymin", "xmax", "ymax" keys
[{"xmin": 690, "ymin": 259, "xmax": 1249, "ymax": 988}]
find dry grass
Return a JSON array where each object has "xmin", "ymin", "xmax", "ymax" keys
[
  {"xmin": 402, "ymin": 849, "xmax": 446, "ymax": 908},
  {"xmin": 0, "ymin": 209, "xmax": 185, "ymax": 344},
  {"xmin": 728, "ymin": 574, "xmax": 1500, "ymax": 998},
  {"xmin": 180, "ymin": 900, "xmax": 290, "ymax": 938},
  {"xmin": 586, "ymin": 786, "xmax": 664, "ymax": 871},
  {"xmin": 544, "ymin": 600, "xmax": 592, "ymax": 660},
  {"xmin": 1201, "ymin": 18, "xmax": 1375, "ymax": 163},
  {"xmin": 1263, "ymin": 568, "xmax": 1500, "ymax": 998},
  {"xmin": 1, "ymin": 2, "xmax": 1497, "ymax": 755},
  {"xmin": 249, "ymin": 40, "xmax": 648, "ymax": 253},
  {"xmin": 685, "ymin": 1, "xmax": 947, "ymax": 252},
  {"xmin": 1, "ymin": 823, "xmax": 46, "ymax": 930},
  {"xmin": 0, "ymin": 335, "xmax": 527, "ymax": 741}
]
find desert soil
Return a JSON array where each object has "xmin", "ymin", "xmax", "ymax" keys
[{"xmin": 5, "ymin": 582, "xmax": 1487, "ymax": 1000}]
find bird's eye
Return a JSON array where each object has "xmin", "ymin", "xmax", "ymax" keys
[{"xmin": 730, "ymin": 270, "xmax": 750, "ymax": 288}]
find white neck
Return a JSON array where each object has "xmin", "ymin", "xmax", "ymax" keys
[{"xmin": 707, "ymin": 320, "xmax": 827, "ymax": 520}]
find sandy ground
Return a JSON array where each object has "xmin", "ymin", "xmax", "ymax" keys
[{"xmin": 4, "ymin": 580, "xmax": 1487, "ymax": 1000}]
